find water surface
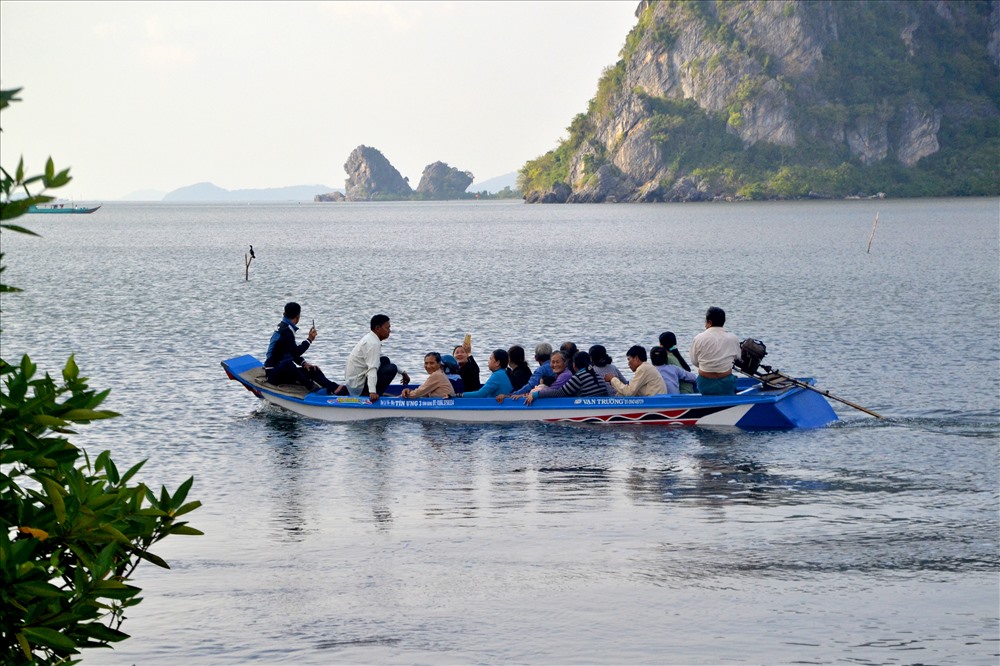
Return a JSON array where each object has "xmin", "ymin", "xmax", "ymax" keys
[{"xmin": 2, "ymin": 198, "xmax": 998, "ymax": 664}]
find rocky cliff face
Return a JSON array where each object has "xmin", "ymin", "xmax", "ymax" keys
[
  {"xmin": 525, "ymin": 0, "xmax": 999, "ymax": 202},
  {"xmin": 344, "ymin": 145, "xmax": 413, "ymax": 201},
  {"xmin": 416, "ymin": 162, "xmax": 474, "ymax": 198}
]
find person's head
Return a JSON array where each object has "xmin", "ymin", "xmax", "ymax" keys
[
  {"xmin": 370, "ymin": 314, "xmax": 391, "ymax": 340},
  {"xmin": 572, "ymin": 351, "xmax": 592, "ymax": 372},
  {"xmin": 588, "ymin": 344, "xmax": 612, "ymax": 366},
  {"xmin": 441, "ymin": 354, "xmax": 460, "ymax": 375},
  {"xmin": 508, "ymin": 345, "xmax": 526, "ymax": 367},
  {"xmin": 283, "ymin": 302, "xmax": 301, "ymax": 322},
  {"xmin": 424, "ymin": 352, "xmax": 443, "ymax": 374},
  {"xmin": 534, "ymin": 342, "xmax": 552, "ymax": 364},
  {"xmin": 560, "ymin": 341, "xmax": 578, "ymax": 359},
  {"xmin": 453, "ymin": 345, "xmax": 469, "ymax": 364},
  {"xmin": 626, "ymin": 345, "xmax": 647, "ymax": 372},
  {"xmin": 549, "ymin": 350, "xmax": 568, "ymax": 373},
  {"xmin": 489, "ymin": 348, "xmax": 509, "ymax": 371},
  {"xmin": 705, "ymin": 307, "xmax": 726, "ymax": 328},
  {"xmin": 659, "ymin": 331, "xmax": 678, "ymax": 349},
  {"xmin": 650, "ymin": 345, "xmax": 668, "ymax": 367}
]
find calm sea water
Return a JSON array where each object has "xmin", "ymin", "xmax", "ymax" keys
[{"xmin": 2, "ymin": 199, "xmax": 998, "ymax": 665}]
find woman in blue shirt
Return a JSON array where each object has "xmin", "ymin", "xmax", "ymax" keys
[{"xmin": 459, "ymin": 349, "xmax": 513, "ymax": 398}]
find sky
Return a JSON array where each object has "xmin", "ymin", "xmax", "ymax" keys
[{"xmin": 0, "ymin": 1, "xmax": 639, "ymax": 200}]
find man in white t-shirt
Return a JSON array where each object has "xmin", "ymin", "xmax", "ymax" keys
[
  {"xmin": 344, "ymin": 314, "xmax": 409, "ymax": 401},
  {"xmin": 689, "ymin": 306, "xmax": 741, "ymax": 395}
]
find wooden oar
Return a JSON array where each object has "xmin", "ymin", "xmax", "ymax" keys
[{"xmin": 736, "ymin": 364, "xmax": 885, "ymax": 419}]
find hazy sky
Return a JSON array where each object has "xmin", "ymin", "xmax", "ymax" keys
[{"xmin": 1, "ymin": 1, "xmax": 639, "ymax": 199}]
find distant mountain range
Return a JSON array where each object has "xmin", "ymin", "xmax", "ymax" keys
[
  {"xmin": 469, "ymin": 172, "xmax": 517, "ymax": 193},
  {"xmin": 159, "ymin": 182, "xmax": 341, "ymax": 202},
  {"xmin": 121, "ymin": 172, "xmax": 518, "ymax": 202}
]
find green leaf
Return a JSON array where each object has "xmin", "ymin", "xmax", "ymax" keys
[
  {"xmin": 100, "ymin": 524, "xmax": 131, "ymax": 544},
  {"xmin": 39, "ymin": 475, "xmax": 67, "ymax": 523},
  {"xmin": 135, "ymin": 549, "xmax": 170, "ymax": 569},
  {"xmin": 34, "ymin": 414, "xmax": 68, "ymax": 427},
  {"xmin": 16, "ymin": 580, "xmax": 65, "ymax": 598},
  {"xmin": 0, "ymin": 223, "xmax": 40, "ymax": 236},
  {"xmin": 120, "ymin": 459, "xmax": 146, "ymax": 484},
  {"xmin": 172, "ymin": 500, "xmax": 202, "ymax": 517},
  {"xmin": 171, "ymin": 476, "xmax": 194, "ymax": 508},
  {"xmin": 61, "ymin": 408, "xmax": 117, "ymax": 421},
  {"xmin": 23, "ymin": 626, "xmax": 77, "ymax": 651},
  {"xmin": 169, "ymin": 525, "xmax": 204, "ymax": 536},
  {"xmin": 77, "ymin": 621, "xmax": 130, "ymax": 643},
  {"xmin": 63, "ymin": 355, "xmax": 79, "ymax": 382}
]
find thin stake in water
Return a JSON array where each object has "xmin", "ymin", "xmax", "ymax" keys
[{"xmin": 866, "ymin": 212, "xmax": 879, "ymax": 254}]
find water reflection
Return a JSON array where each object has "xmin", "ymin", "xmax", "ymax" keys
[
  {"xmin": 259, "ymin": 410, "xmax": 311, "ymax": 542},
  {"xmin": 343, "ymin": 421, "xmax": 396, "ymax": 530}
]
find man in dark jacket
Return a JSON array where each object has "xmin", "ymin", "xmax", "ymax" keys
[{"xmin": 264, "ymin": 302, "xmax": 345, "ymax": 394}]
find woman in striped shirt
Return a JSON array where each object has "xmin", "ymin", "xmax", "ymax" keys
[{"xmin": 524, "ymin": 351, "xmax": 610, "ymax": 405}]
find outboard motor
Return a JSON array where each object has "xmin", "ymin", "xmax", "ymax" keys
[{"xmin": 735, "ymin": 338, "xmax": 767, "ymax": 375}]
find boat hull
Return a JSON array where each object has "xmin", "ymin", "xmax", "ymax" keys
[
  {"xmin": 222, "ymin": 355, "xmax": 838, "ymax": 429},
  {"xmin": 27, "ymin": 204, "xmax": 102, "ymax": 214}
]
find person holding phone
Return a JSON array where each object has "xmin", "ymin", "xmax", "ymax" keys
[{"xmin": 264, "ymin": 302, "xmax": 346, "ymax": 395}]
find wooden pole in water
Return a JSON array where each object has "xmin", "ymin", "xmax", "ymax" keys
[
  {"xmin": 866, "ymin": 211, "xmax": 879, "ymax": 254},
  {"xmin": 244, "ymin": 253, "xmax": 254, "ymax": 281}
]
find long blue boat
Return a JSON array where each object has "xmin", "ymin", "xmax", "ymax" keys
[
  {"xmin": 27, "ymin": 203, "xmax": 101, "ymax": 214},
  {"xmin": 222, "ymin": 354, "xmax": 839, "ymax": 429}
]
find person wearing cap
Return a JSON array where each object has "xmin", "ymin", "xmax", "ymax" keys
[
  {"xmin": 344, "ymin": 314, "xmax": 410, "ymax": 401},
  {"xmin": 589, "ymin": 344, "xmax": 626, "ymax": 395},
  {"xmin": 689, "ymin": 306, "xmax": 741, "ymax": 395},
  {"xmin": 264, "ymin": 301, "xmax": 346, "ymax": 395}
]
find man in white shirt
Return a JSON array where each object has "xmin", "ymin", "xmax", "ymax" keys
[
  {"xmin": 344, "ymin": 314, "xmax": 409, "ymax": 401},
  {"xmin": 689, "ymin": 306, "xmax": 741, "ymax": 395},
  {"xmin": 607, "ymin": 345, "xmax": 667, "ymax": 397}
]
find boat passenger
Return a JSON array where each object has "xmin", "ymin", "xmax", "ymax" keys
[
  {"xmin": 344, "ymin": 314, "xmax": 410, "ymax": 401},
  {"xmin": 606, "ymin": 345, "xmax": 667, "ymax": 397},
  {"xmin": 589, "ymin": 344, "xmax": 626, "ymax": 395},
  {"xmin": 440, "ymin": 354, "xmax": 464, "ymax": 393},
  {"xmin": 524, "ymin": 351, "xmax": 610, "ymax": 405},
  {"xmin": 401, "ymin": 352, "xmax": 456, "ymax": 399},
  {"xmin": 506, "ymin": 345, "xmax": 532, "ymax": 392},
  {"xmin": 459, "ymin": 349, "xmax": 513, "ymax": 398},
  {"xmin": 453, "ymin": 343, "xmax": 482, "ymax": 392},
  {"xmin": 560, "ymin": 341, "xmax": 579, "ymax": 363},
  {"xmin": 264, "ymin": 301, "xmax": 346, "ymax": 395},
  {"xmin": 689, "ymin": 306, "xmax": 741, "ymax": 395},
  {"xmin": 504, "ymin": 343, "xmax": 556, "ymax": 398},
  {"xmin": 650, "ymin": 345, "xmax": 699, "ymax": 395},
  {"xmin": 659, "ymin": 331, "xmax": 696, "ymax": 394},
  {"xmin": 509, "ymin": 351, "xmax": 572, "ymax": 402}
]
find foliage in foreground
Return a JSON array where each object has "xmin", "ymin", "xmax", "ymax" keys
[{"xmin": 1, "ymin": 87, "xmax": 202, "ymax": 664}]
